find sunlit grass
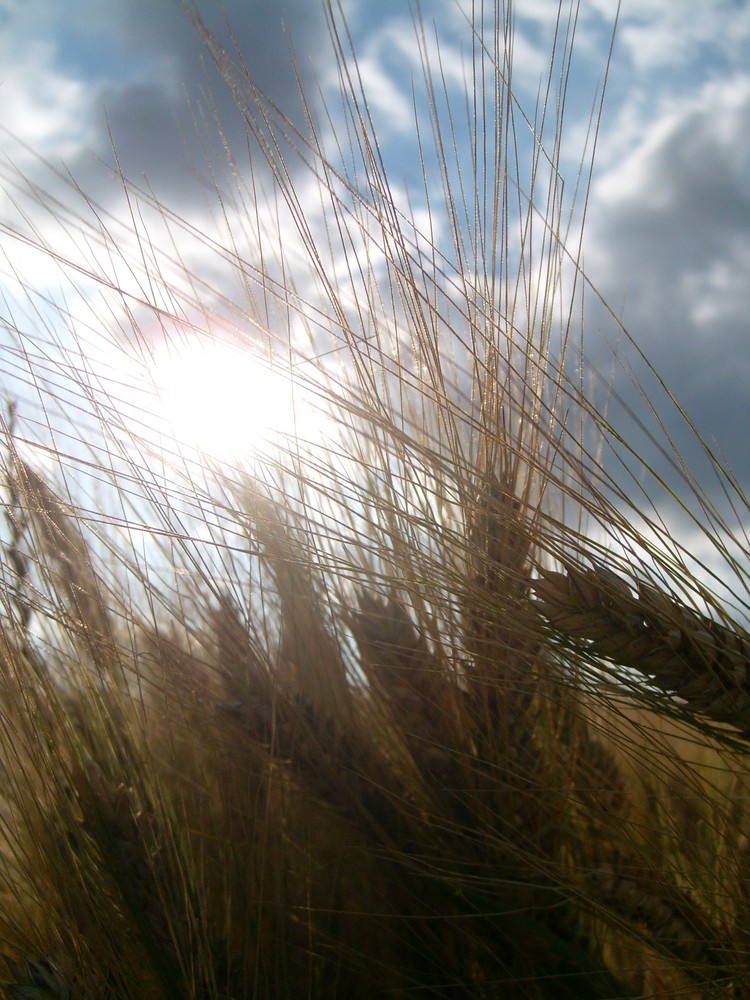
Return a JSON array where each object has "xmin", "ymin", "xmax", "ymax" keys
[{"xmin": 0, "ymin": 2, "xmax": 749, "ymax": 998}]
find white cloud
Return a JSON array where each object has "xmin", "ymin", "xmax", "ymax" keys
[
  {"xmin": 2, "ymin": 0, "xmax": 749, "ymax": 515},
  {"xmin": 685, "ymin": 236, "xmax": 750, "ymax": 332},
  {"xmin": 0, "ymin": 42, "xmax": 96, "ymax": 162},
  {"xmin": 613, "ymin": 0, "xmax": 750, "ymax": 73},
  {"xmin": 588, "ymin": 73, "xmax": 750, "ymax": 300},
  {"xmin": 349, "ymin": 53, "xmax": 414, "ymax": 133}
]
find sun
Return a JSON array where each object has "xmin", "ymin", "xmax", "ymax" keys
[{"xmin": 149, "ymin": 331, "xmax": 318, "ymax": 463}]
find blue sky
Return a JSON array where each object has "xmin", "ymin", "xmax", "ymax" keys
[{"xmin": 1, "ymin": 0, "xmax": 750, "ymax": 577}]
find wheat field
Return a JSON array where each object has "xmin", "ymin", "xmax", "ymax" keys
[{"xmin": 1, "ymin": 2, "xmax": 749, "ymax": 997}]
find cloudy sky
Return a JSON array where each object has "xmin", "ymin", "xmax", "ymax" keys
[{"xmin": 1, "ymin": 0, "xmax": 749, "ymax": 568}]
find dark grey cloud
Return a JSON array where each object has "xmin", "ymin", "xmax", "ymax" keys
[
  {"xmin": 4, "ymin": 0, "xmax": 331, "ymax": 206},
  {"xmin": 581, "ymin": 77, "xmax": 750, "ymax": 504}
]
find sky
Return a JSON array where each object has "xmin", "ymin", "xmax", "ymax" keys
[{"xmin": 1, "ymin": 0, "xmax": 750, "ymax": 583}]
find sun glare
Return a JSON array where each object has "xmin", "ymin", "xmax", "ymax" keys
[{"xmin": 150, "ymin": 335, "xmax": 319, "ymax": 463}]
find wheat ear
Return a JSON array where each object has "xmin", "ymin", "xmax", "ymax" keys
[
  {"xmin": 589, "ymin": 850, "xmax": 739, "ymax": 990},
  {"xmin": 6, "ymin": 456, "xmax": 116, "ymax": 675},
  {"xmin": 70, "ymin": 756, "xmax": 187, "ymax": 1000},
  {"xmin": 533, "ymin": 563, "xmax": 750, "ymax": 736},
  {"xmin": 1, "ymin": 956, "xmax": 73, "ymax": 1000}
]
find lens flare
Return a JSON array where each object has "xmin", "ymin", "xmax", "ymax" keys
[{"xmin": 150, "ymin": 333, "xmax": 316, "ymax": 462}]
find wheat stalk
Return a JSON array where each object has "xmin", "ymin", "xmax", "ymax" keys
[
  {"xmin": 1, "ymin": 0, "xmax": 749, "ymax": 995},
  {"xmin": 2, "ymin": 956, "xmax": 72, "ymax": 1000},
  {"xmin": 533, "ymin": 562, "xmax": 750, "ymax": 737}
]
